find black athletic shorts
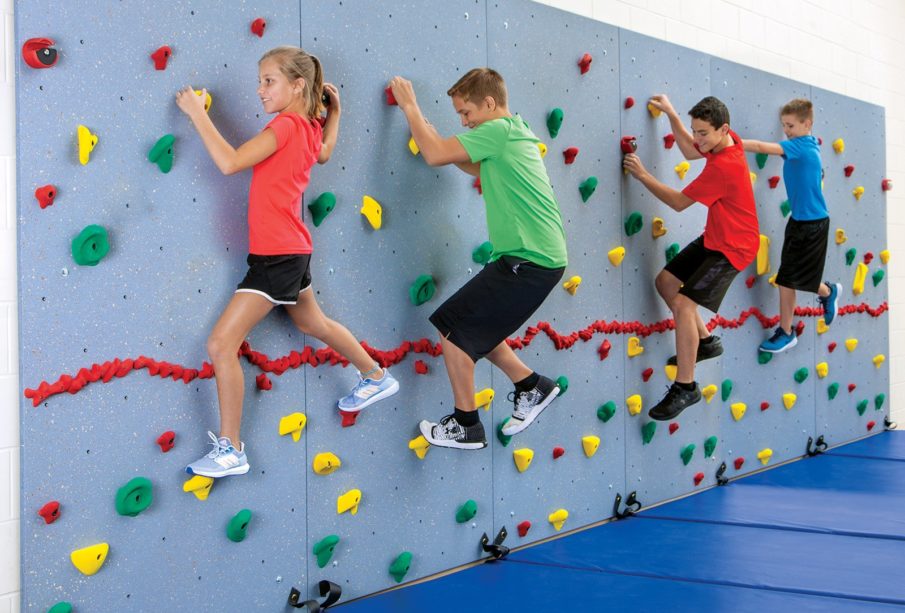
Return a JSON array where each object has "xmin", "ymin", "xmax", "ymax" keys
[
  {"xmin": 236, "ymin": 254, "xmax": 312, "ymax": 304},
  {"xmin": 664, "ymin": 236, "xmax": 739, "ymax": 314},
  {"xmin": 775, "ymin": 217, "xmax": 829, "ymax": 293},
  {"xmin": 429, "ymin": 256, "xmax": 565, "ymax": 362}
]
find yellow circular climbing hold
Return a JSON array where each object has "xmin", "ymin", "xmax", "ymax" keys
[
  {"xmin": 832, "ymin": 138, "xmax": 845, "ymax": 154},
  {"xmin": 312, "ymin": 452, "xmax": 342, "ymax": 475}
]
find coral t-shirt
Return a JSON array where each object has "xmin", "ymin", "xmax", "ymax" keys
[
  {"xmin": 247, "ymin": 113, "xmax": 322, "ymax": 255},
  {"xmin": 681, "ymin": 130, "xmax": 760, "ymax": 270}
]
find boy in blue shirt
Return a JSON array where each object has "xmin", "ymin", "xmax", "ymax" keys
[{"xmin": 743, "ymin": 98, "xmax": 841, "ymax": 353}]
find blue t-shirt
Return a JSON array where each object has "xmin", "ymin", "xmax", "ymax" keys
[{"xmin": 780, "ymin": 135, "xmax": 828, "ymax": 221}]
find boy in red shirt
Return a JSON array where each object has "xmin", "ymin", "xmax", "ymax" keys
[{"xmin": 623, "ymin": 95, "xmax": 759, "ymax": 420}]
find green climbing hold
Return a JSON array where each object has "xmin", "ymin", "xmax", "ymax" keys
[
  {"xmin": 758, "ymin": 351, "xmax": 773, "ymax": 365},
  {"xmin": 227, "ymin": 509, "xmax": 253, "ymax": 543},
  {"xmin": 547, "ymin": 108, "xmax": 564, "ymax": 138},
  {"xmin": 856, "ymin": 399, "xmax": 868, "ymax": 416},
  {"xmin": 497, "ymin": 418, "xmax": 513, "ymax": 447},
  {"xmin": 597, "ymin": 401, "xmax": 616, "ymax": 423},
  {"xmin": 845, "ymin": 248, "xmax": 857, "ymax": 266},
  {"xmin": 755, "ymin": 152, "xmax": 769, "ymax": 170},
  {"xmin": 624, "ymin": 212, "xmax": 643, "ymax": 237},
  {"xmin": 875, "ymin": 393, "xmax": 886, "ymax": 411},
  {"xmin": 409, "ymin": 274, "xmax": 436, "ymax": 306},
  {"xmin": 307, "ymin": 192, "xmax": 336, "ymax": 227},
  {"xmin": 828, "ymin": 382, "xmax": 839, "ymax": 400},
  {"xmin": 148, "ymin": 134, "xmax": 175, "ymax": 173},
  {"xmin": 389, "ymin": 551, "xmax": 413, "ymax": 583},
  {"xmin": 794, "ymin": 367, "xmax": 809, "ymax": 383},
  {"xmin": 455, "ymin": 499, "xmax": 478, "ymax": 523},
  {"xmin": 641, "ymin": 421, "xmax": 657, "ymax": 445},
  {"xmin": 72, "ymin": 224, "xmax": 110, "ymax": 266},
  {"xmin": 555, "ymin": 375, "xmax": 569, "ymax": 396},
  {"xmin": 579, "ymin": 176, "xmax": 598, "ymax": 202},
  {"xmin": 721, "ymin": 379, "xmax": 733, "ymax": 402},
  {"xmin": 313, "ymin": 534, "xmax": 340, "ymax": 568},
  {"xmin": 704, "ymin": 435, "xmax": 718, "ymax": 458},
  {"xmin": 665, "ymin": 242, "xmax": 680, "ymax": 263},
  {"xmin": 780, "ymin": 200, "xmax": 791, "ymax": 217},
  {"xmin": 472, "ymin": 241, "xmax": 493, "ymax": 265},
  {"xmin": 47, "ymin": 602, "xmax": 72, "ymax": 613},
  {"xmin": 872, "ymin": 269, "xmax": 885, "ymax": 287},
  {"xmin": 680, "ymin": 444, "xmax": 696, "ymax": 466},
  {"xmin": 115, "ymin": 476, "xmax": 152, "ymax": 517}
]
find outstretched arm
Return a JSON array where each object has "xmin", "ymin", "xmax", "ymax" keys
[
  {"xmin": 318, "ymin": 83, "xmax": 342, "ymax": 164},
  {"xmin": 389, "ymin": 76, "xmax": 471, "ymax": 167},
  {"xmin": 742, "ymin": 139, "xmax": 784, "ymax": 155},
  {"xmin": 649, "ymin": 94, "xmax": 702, "ymax": 161},
  {"xmin": 623, "ymin": 153, "xmax": 696, "ymax": 212},
  {"xmin": 176, "ymin": 86, "xmax": 276, "ymax": 175}
]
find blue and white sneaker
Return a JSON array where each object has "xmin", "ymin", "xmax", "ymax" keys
[
  {"xmin": 337, "ymin": 368, "xmax": 399, "ymax": 412},
  {"xmin": 818, "ymin": 281, "xmax": 843, "ymax": 326},
  {"xmin": 759, "ymin": 327, "xmax": 797, "ymax": 354},
  {"xmin": 185, "ymin": 431, "xmax": 249, "ymax": 478}
]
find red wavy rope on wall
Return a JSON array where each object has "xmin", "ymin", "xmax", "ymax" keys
[{"xmin": 23, "ymin": 302, "xmax": 887, "ymax": 407}]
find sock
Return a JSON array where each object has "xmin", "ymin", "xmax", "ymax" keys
[
  {"xmin": 515, "ymin": 372, "xmax": 540, "ymax": 392},
  {"xmin": 454, "ymin": 407, "xmax": 479, "ymax": 427},
  {"xmin": 676, "ymin": 381, "xmax": 696, "ymax": 391}
]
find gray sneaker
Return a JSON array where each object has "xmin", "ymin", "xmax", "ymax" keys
[
  {"xmin": 419, "ymin": 414, "xmax": 487, "ymax": 450},
  {"xmin": 501, "ymin": 375, "xmax": 560, "ymax": 436},
  {"xmin": 185, "ymin": 431, "xmax": 250, "ymax": 477}
]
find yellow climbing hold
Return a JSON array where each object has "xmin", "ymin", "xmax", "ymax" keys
[
  {"xmin": 730, "ymin": 402, "xmax": 747, "ymax": 421},
  {"xmin": 408, "ymin": 136, "xmax": 419, "ymax": 156},
  {"xmin": 626, "ymin": 394, "xmax": 642, "ymax": 416},
  {"xmin": 832, "ymin": 138, "xmax": 845, "ymax": 154},
  {"xmin": 845, "ymin": 338, "xmax": 858, "ymax": 352},
  {"xmin": 702, "ymin": 384, "xmax": 718, "ymax": 403},
  {"xmin": 835, "ymin": 228, "xmax": 847, "ymax": 245},
  {"xmin": 674, "ymin": 160, "xmax": 690, "ymax": 180},
  {"xmin": 537, "ymin": 142, "xmax": 548, "ymax": 158},
  {"xmin": 873, "ymin": 354, "xmax": 886, "ymax": 368},
  {"xmin": 548, "ymin": 508, "xmax": 569, "ymax": 531},
  {"xmin": 361, "ymin": 195, "xmax": 383, "ymax": 230},
  {"xmin": 278, "ymin": 412, "xmax": 307, "ymax": 442},
  {"xmin": 193, "ymin": 89, "xmax": 212, "ymax": 112},
  {"xmin": 750, "ymin": 171, "xmax": 757, "ymax": 186},
  {"xmin": 651, "ymin": 217, "xmax": 667, "ymax": 238},
  {"xmin": 768, "ymin": 273, "xmax": 778, "ymax": 287},
  {"xmin": 627, "ymin": 337, "xmax": 644, "ymax": 357},
  {"xmin": 182, "ymin": 475, "xmax": 214, "ymax": 501},
  {"xmin": 852, "ymin": 185, "xmax": 865, "ymax": 201},
  {"xmin": 782, "ymin": 393, "xmax": 797, "ymax": 410},
  {"xmin": 815, "ymin": 362, "xmax": 829, "ymax": 379},
  {"xmin": 582, "ymin": 435, "xmax": 600, "ymax": 458},
  {"xmin": 880, "ymin": 250, "xmax": 890, "ymax": 265},
  {"xmin": 77, "ymin": 124, "xmax": 99, "ymax": 165},
  {"xmin": 513, "ymin": 448, "xmax": 534, "ymax": 473},
  {"xmin": 70, "ymin": 543, "xmax": 109, "ymax": 576},
  {"xmin": 853, "ymin": 262, "xmax": 867, "ymax": 295},
  {"xmin": 563, "ymin": 275, "xmax": 582, "ymax": 295},
  {"xmin": 337, "ymin": 489, "xmax": 362, "ymax": 515},
  {"xmin": 816, "ymin": 318, "xmax": 828, "ymax": 335},
  {"xmin": 647, "ymin": 102, "xmax": 662, "ymax": 118},
  {"xmin": 757, "ymin": 234, "xmax": 770, "ymax": 275},
  {"xmin": 312, "ymin": 452, "xmax": 342, "ymax": 475},
  {"xmin": 474, "ymin": 388, "xmax": 495, "ymax": 411},
  {"xmin": 664, "ymin": 364, "xmax": 677, "ymax": 382},
  {"xmin": 408, "ymin": 435, "xmax": 430, "ymax": 460},
  {"xmin": 608, "ymin": 246, "xmax": 625, "ymax": 267},
  {"xmin": 757, "ymin": 448, "xmax": 773, "ymax": 465}
]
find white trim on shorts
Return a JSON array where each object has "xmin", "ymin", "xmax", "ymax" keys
[{"xmin": 235, "ymin": 285, "xmax": 312, "ymax": 306}]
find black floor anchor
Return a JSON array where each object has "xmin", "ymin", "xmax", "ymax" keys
[
  {"xmin": 806, "ymin": 435, "xmax": 828, "ymax": 457},
  {"xmin": 480, "ymin": 526, "xmax": 509, "ymax": 561},
  {"xmin": 289, "ymin": 580, "xmax": 342, "ymax": 611},
  {"xmin": 613, "ymin": 491, "xmax": 642, "ymax": 519}
]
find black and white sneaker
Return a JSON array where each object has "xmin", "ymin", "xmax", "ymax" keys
[
  {"xmin": 667, "ymin": 335, "xmax": 723, "ymax": 366},
  {"xmin": 649, "ymin": 382, "xmax": 702, "ymax": 421},
  {"xmin": 419, "ymin": 414, "xmax": 487, "ymax": 450},
  {"xmin": 501, "ymin": 375, "xmax": 561, "ymax": 436}
]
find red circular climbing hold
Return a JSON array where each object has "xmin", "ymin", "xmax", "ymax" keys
[
  {"xmin": 848, "ymin": 383, "xmax": 856, "ymax": 393},
  {"xmin": 668, "ymin": 423, "xmax": 679, "ymax": 435},
  {"xmin": 414, "ymin": 360, "xmax": 428, "ymax": 375},
  {"xmin": 597, "ymin": 339, "xmax": 611, "ymax": 361},
  {"xmin": 641, "ymin": 367, "xmax": 653, "ymax": 382},
  {"xmin": 340, "ymin": 410, "xmax": 359, "ymax": 428},
  {"xmin": 624, "ymin": 96, "xmax": 635, "ymax": 109},
  {"xmin": 663, "ymin": 133, "xmax": 675, "ymax": 149},
  {"xmin": 38, "ymin": 501, "xmax": 60, "ymax": 524},
  {"xmin": 578, "ymin": 52, "xmax": 592, "ymax": 74},
  {"xmin": 250, "ymin": 17, "xmax": 267, "ymax": 37},
  {"xmin": 35, "ymin": 184, "xmax": 56, "ymax": 209},
  {"xmin": 150, "ymin": 45, "xmax": 172, "ymax": 70},
  {"xmin": 22, "ymin": 37, "xmax": 58, "ymax": 69},
  {"xmin": 768, "ymin": 176, "xmax": 780, "ymax": 189},
  {"xmin": 882, "ymin": 178, "xmax": 893, "ymax": 191},
  {"xmin": 693, "ymin": 472, "xmax": 705, "ymax": 486},
  {"xmin": 552, "ymin": 446, "xmax": 565, "ymax": 459},
  {"xmin": 517, "ymin": 520, "xmax": 531, "ymax": 537},
  {"xmin": 734, "ymin": 457, "xmax": 745, "ymax": 470},
  {"xmin": 620, "ymin": 136, "xmax": 637, "ymax": 154},
  {"xmin": 745, "ymin": 275, "xmax": 755, "ymax": 289},
  {"xmin": 760, "ymin": 402, "xmax": 769, "ymax": 411},
  {"xmin": 867, "ymin": 420, "xmax": 876, "ymax": 431},
  {"xmin": 828, "ymin": 342, "xmax": 837, "ymax": 353},
  {"xmin": 844, "ymin": 164, "xmax": 855, "ymax": 177},
  {"xmin": 156, "ymin": 430, "xmax": 175, "ymax": 452},
  {"xmin": 384, "ymin": 86, "xmax": 397, "ymax": 106},
  {"xmin": 562, "ymin": 147, "xmax": 579, "ymax": 164},
  {"xmin": 863, "ymin": 252, "xmax": 874, "ymax": 265}
]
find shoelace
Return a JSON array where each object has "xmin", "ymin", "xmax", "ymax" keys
[{"xmin": 204, "ymin": 431, "xmax": 229, "ymax": 459}]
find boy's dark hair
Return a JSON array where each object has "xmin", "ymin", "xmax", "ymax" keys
[
  {"xmin": 688, "ymin": 96, "xmax": 730, "ymax": 129},
  {"xmin": 780, "ymin": 98, "xmax": 813, "ymax": 122},
  {"xmin": 447, "ymin": 68, "xmax": 508, "ymax": 107}
]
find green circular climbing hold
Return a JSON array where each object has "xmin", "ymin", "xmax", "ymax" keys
[
  {"xmin": 307, "ymin": 191, "xmax": 337, "ymax": 227},
  {"xmin": 227, "ymin": 509, "xmax": 253, "ymax": 542},
  {"xmin": 665, "ymin": 243, "xmax": 680, "ymax": 263},
  {"xmin": 389, "ymin": 551, "xmax": 413, "ymax": 583},
  {"xmin": 313, "ymin": 534, "xmax": 340, "ymax": 568},
  {"xmin": 845, "ymin": 248, "xmax": 857, "ymax": 266},
  {"xmin": 856, "ymin": 399, "xmax": 868, "ymax": 416},
  {"xmin": 409, "ymin": 274, "xmax": 436, "ymax": 306},
  {"xmin": 148, "ymin": 134, "xmax": 175, "ymax": 173},
  {"xmin": 115, "ymin": 476, "xmax": 153, "ymax": 517},
  {"xmin": 579, "ymin": 176, "xmax": 598, "ymax": 202},
  {"xmin": 47, "ymin": 602, "xmax": 72, "ymax": 613},
  {"xmin": 597, "ymin": 401, "xmax": 616, "ymax": 423},
  {"xmin": 875, "ymin": 393, "xmax": 886, "ymax": 411},
  {"xmin": 721, "ymin": 379, "xmax": 733, "ymax": 402},
  {"xmin": 641, "ymin": 421, "xmax": 657, "ymax": 445},
  {"xmin": 472, "ymin": 241, "xmax": 494, "ymax": 265},
  {"xmin": 455, "ymin": 499, "xmax": 478, "ymax": 523},
  {"xmin": 780, "ymin": 200, "xmax": 791, "ymax": 217},
  {"xmin": 872, "ymin": 269, "xmax": 885, "ymax": 287},
  {"xmin": 794, "ymin": 367, "xmax": 809, "ymax": 383},
  {"xmin": 546, "ymin": 108, "xmax": 564, "ymax": 139},
  {"xmin": 680, "ymin": 443, "xmax": 696, "ymax": 466},
  {"xmin": 497, "ymin": 418, "xmax": 513, "ymax": 447},
  {"xmin": 757, "ymin": 351, "xmax": 773, "ymax": 365},
  {"xmin": 828, "ymin": 382, "xmax": 840, "ymax": 400},
  {"xmin": 704, "ymin": 435, "xmax": 718, "ymax": 458},
  {"xmin": 755, "ymin": 152, "xmax": 769, "ymax": 170},
  {"xmin": 555, "ymin": 375, "xmax": 569, "ymax": 396},
  {"xmin": 72, "ymin": 224, "xmax": 110, "ymax": 266},
  {"xmin": 624, "ymin": 211, "xmax": 643, "ymax": 237}
]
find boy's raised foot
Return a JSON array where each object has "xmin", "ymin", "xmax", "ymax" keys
[
  {"xmin": 649, "ymin": 382, "xmax": 702, "ymax": 421},
  {"xmin": 501, "ymin": 375, "xmax": 560, "ymax": 436},
  {"xmin": 338, "ymin": 368, "xmax": 399, "ymax": 412},
  {"xmin": 667, "ymin": 335, "xmax": 724, "ymax": 366},
  {"xmin": 185, "ymin": 431, "xmax": 250, "ymax": 477},
  {"xmin": 419, "ymin": 414, "xmax": 487, "ymax": 450},
  {"xmin": 759, "ymin": 327, "xmax": 797, "ymax": 353},
  {"xmin": 818, "ymin": 281, "xmax": 843, "ymax": 326}
]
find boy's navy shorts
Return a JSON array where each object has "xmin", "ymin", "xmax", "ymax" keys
[
  {"xmin": 664, "ymin": 236, "xmax": 739, "ymax": 314},
  {"xmin": 775, "ymin": 217, "xmax": 829, "ymax": 294},
  {"xmin": 429, "ymin": 256, "xmax": 565, "ymax": 362},
  {"xmin": 236, "ymin": 254, "xmax": 312, "ymax": 305}
]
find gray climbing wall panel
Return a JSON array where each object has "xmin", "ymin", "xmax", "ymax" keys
[{"xmin": 15, "ymin": 0, "xmax": 889, "ymax": 610}]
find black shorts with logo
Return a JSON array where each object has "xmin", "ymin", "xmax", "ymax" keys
[
  {"xmin": 664, "ymin": 236, "xmax": 739, "ymax": 314},
  {"xmin": 775, "ymin": 217, "xmax": 829, "ymax": 294},
  {"xmin": 430, "ymin": 256, "xmax": 565, "ymax": 362},
  {"xmin": 236, "ymin": 254, "xmax": 312, "ymax": 304}
]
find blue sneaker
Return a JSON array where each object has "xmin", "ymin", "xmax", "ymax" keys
[
  {"xmin": 759, "ymin": 327, "xmax": 798, "ymax": 353},
  {"xmin": 185, "ymin": 431, "xmax": 249, "ymax": 477},
  {"xmin": 338, "ymin": 368, "xmax": 399, "ymax": 412},
  {"xmin": 818, "ymin": 282, "xmax": 843, "ymax": 326}
]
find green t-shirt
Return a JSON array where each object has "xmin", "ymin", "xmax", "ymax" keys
[{"xmin": 456, "ymin": 115, "xmax": 568, "ymax": 269}]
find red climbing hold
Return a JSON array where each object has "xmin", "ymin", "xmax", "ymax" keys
[
  {"xmin": 553, "ymin": 446, "xmax": 565, "ymax": 459},
  {"xmin": 620, "ymin": 136, "xmax": 637, "ymax": 154},
  {"xmin": 848, "ymin": 383, "xmax": 856, "ymax": 393},
  {"xmin": 863, "ymin": 252, "xmax": 874, "ymax": 265},
  {"xmin": 517, "ymin": 520, "xmax": 531, "ymax": 537},
  {"xmin": 563, "ymin": 147, "xmax": 579, "ymax": 164},
  {"xmin": 641, "ymin": 367, "xmax": 653, "ymax": 382},
  {"xmin": 624, "ymin": 96, "xmax": 635, "ymax": 109},
  {"xmin": 867, "ymin": 420, "xmax": 876, "ymax": 431},
  {"xmin": 745, "ymin": 276, "xmax": 755, "ymax": 289},
  {"xmin": 734, "ymin": 457, "xmax": 745, "ymax": 470},
  {"xmin": 35, "ymin": 185, "xmax": 56, "ymax": 209},
  {"xmin": 817, "ymin": 137, "xmax": 823, "ymax": 145},
  {"xmin": 256, "ymin": 373, "xmax": 272, "ymax": 391},
  {"xmin": 250, "ymin": 17, "xmax": 267, "ymax": 37},
  {"xmin": 668, "ymin": 423, "xmax": 679, "ymax": 435},
  {"xmin": 156, "ymin": 431, "xmax": 175, "ymax": 452},
  {"xmin": 38, "ymin": 501, "xmax": 60, "ymax": 524},
  {"xmin": 828, "ymin": 342, "xmax": 837, "ymax": 353},
  {"xmin": 472, "ymin": 177, "xmax": 482, "ymax": 194},
  {"xmin": 760, "ymin": 402, "xmax": 770, "ymax": 411},
  {"xmin": 578, "ymin": 53, "xmax": 592, "ymax": 74},
  {"xmin": 151, "ymin": 45, "xmax": 172, "ymax": 70},
  {"xmin": 693, "ymin": 472, "xmax": 705, "ymax": 486},
  {"xmin": 663, "ymin": 133, "xmax": 675, "ymax": 149},
  {"xmin": 340, "ymin": 410, "xmax": 359, "ymax": 428},
  {"xmin": 598, "ymin": 339, "xmax": 611, "ymax": 361},
  {"xmin": 882, "ymin": 178, "xmax": 893, "ymax": 191},
  {"xmin": 794, "ymin": 321, "xmax": 805, "ymax": 338},
  {"xmin": 21, "ymin": 38, "xmax": 57, "ymax": 69},
  {"xmin": 414, "ymin": 360, "xmax": 428, "ymax": 375},
  {"xmin": 768, "ymin": 176, "xmax": 780, "ymax": 189},
  {"xmin": 844, "ymin": 165, "xmax": 855, "ymax": 177},
  {"xmin": 385, "ymin": 86, "xmax": 397, "ymax": 106}
]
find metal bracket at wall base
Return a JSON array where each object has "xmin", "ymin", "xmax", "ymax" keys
[
  {"xmin": 885, "ymin": 416, "xmax": 898, "ymax": 430},
  {"xmin": 288, "ymin": 580, "xmax": 342, "ymax": 610},
  {"xmin": 480, "ymin": 526, "xmax": 509, "ymax": 561},
  {"xmin": 613, "ymin": 491, "xmax": 642, "ymax": 519},
  {"xmin": 715, "ymin": 461, "xmax": 729, "ymax": 486},
  {"xmin": 806, "ymin": 435, "xmax": 828, "ymax": 457}
]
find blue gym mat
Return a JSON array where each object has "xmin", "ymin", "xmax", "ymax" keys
[{"xmin": 827, "ymin": 431, "xmax": 905, "ymax": 461}]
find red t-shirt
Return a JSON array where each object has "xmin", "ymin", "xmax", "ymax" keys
[
  {"xmin": 247, "ymin": 113, "xmax": 322, "ymax": 255},
  {"xmin": 681, "ymin": 130, "xmax": 760, "ymax": 270}
]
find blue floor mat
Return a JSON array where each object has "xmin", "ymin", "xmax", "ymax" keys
[{"xmin": 828, "ymin": 431, "xmax": 905, "ymax": 461}]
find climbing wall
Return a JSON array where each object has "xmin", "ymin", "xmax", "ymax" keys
[{"xmin": 15, "ymin": 0, "xmax": 890, "ymax": 610}]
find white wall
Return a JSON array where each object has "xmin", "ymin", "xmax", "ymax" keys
[{"xmin": 1, "ymin": 1, "xmax": 903, "ymax": 609}]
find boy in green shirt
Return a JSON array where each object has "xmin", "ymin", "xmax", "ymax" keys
[{"xmin": 389, "ymin": 68, "xmax": 568, "ymax": 449}]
